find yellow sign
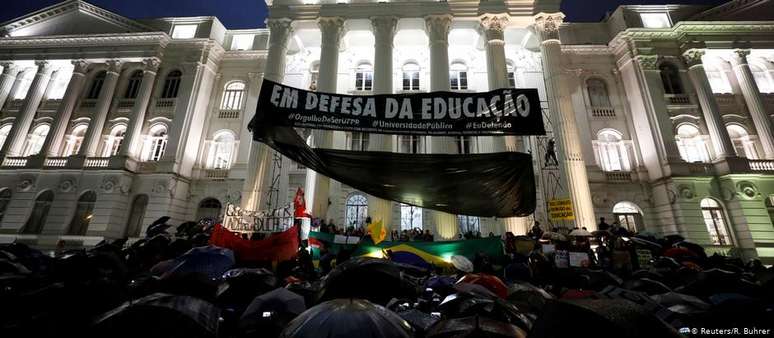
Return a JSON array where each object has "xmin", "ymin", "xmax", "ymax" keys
[{"xmin": 548, "ymin": 199, "xmax": 575, "ymax": 221}]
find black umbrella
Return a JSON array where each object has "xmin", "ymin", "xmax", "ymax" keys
[
  {"xmin": 279, "ymin": 299, "xmax": 413, "ymax": 338},
  {"xmin": 507, "ymin": 282, "xmax": 553, "ymax": 314},
  {"xmin": 623, "ymin": 278, "xmax": 673, "ymax": 295},
  {"xmin": 397, "ymin": 309, "xmax": 440, "ymax": 334},
  {"xmin": 595, "ymin": 286, "xmax": 662, "ymax": 312},
  {"xmin": 426, "ymin": 315, "xmax": 527, "ymax": 338},
  {"xmin": 146, "ymin": 217, "xmax": 172, "ymax": 237},
  {"xmin": 216, "ymin": 268, "xmax": 278, "ymax": 308},
  {"xmin": 321, "ymin": 258, "xmax": 417, "ymax": 304},
  {"xmin": 530, "ymin": 299, "xmax": 681, "ymax": 338},
  {"xmin": 439, "ymin": 292, "xmax": 532, "ymax": 331},
  {"xmin": 90, "ymin": 293, "xmax": 220, "ymax": 338},
  {"xmin": 286, "ymin": 281, "xmax": 323, "ymax": 307},
  {"xmin": 239, "ymin": 288, "xmax": 306, "ymax": 337}
]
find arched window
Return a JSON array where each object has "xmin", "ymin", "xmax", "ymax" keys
[
  {"xmin": 0, "ymin": 188, "xmax": 11, "ymax": 225},
  {"xmin": 659, "ymin": 63, "xmax": 684, "ymax": 95},
  {"xmin": 457, "ymin": 136, "xmax": 473, "ymax": 154},
  {"xmin": 196, "ymin": 198, "xmax": 222, "ymax": 220},
  {"xmin": 450, "ymin": 62, "xmax": 468, "ymax": 90},
  {"xmin": 354, "ymin": 63, "xmax": 373, "ymax": 91},
  {"xmin": 458, "ymin": 215, "xmax": 480, "ymax": 234},
  {"xmin": 751, "ymin": 63, "xmax": 774, "ymax": 93},
  {"xmin": 676, "ymin": 124, "xmax": 710, "ymax": 163},
  {"xmin": 345, "ymin": 194, "xmax": 368, "ymax": 228},
  {"xmin": 144, "ymin": 124, "xmax": 168, "ymax": 161},
  {"xmin": 400, "ymin": 203, "xmax": 422, "ymax": 230},
  {"xmin": 125, "ymin": 194, "xmax": 148, "ymax": 237},
  {"xmin": 161, "ymin": 70, "xmax": 182, "ymax": 98},
  {"xmin": 11, "ymin": 69, "xmax": 35, "ymax": 99},
  {"xmin": 221, "ymin": 82, "xmax": 246, "ymax": 110},
  {"xmin": 68, "ymin": 191, "xmax": 96, "ymax": 235},
  {"xmin": 348, "ymin": 132, "xmax": 369, "ymax": 151},
  {"xmin": 612, "ymin": 201, "xmax": 642, "ymax": 232},
  {"xmin": 586, "ymin": 78, "xmax": 612, "ymax": 107},
  {"xmin": 23, "ymin": 124, "xmax": 50, "ymax": 156},
  {"xmin": 63, "ymin": 124, "xmax": 88, "ymax": 156},
  {"xmin": 87, "ymin": 71, "xmax": 107, "ymax": 99},
  {"xmin": 21, "ymin": 190, "xmax": 54, "ymax": 234},
  {"xmin": 399, "ymin": 135, "xmax": 422, "ymax": 154},
  {"xmin": 506, "ymin": 61, "xmax": 516, "ymax": 88},
  {"xmin": 207, "ymin": 130, "xmax": 236, "ymax": 169},
  {"xmin": 700, "ymin": 198, "xmax": 732, "ymax": 246},
  {"xmin": 124, "ymin": 70, "xmax": 144, "ymax": 99},
  {"xmin": 726, "ymin": 124, "xmax": 758, "ymax": 159},
  {"xmin": 103, "ymin": 125, "xmax": 126, "ymax": 157},
  {"xmin": 704, "ymin": 63, "xmax": 731, "ymax": 93},
  {"xmin": 595, "ymin": 129, "xmax": 631, "ymax": 172},
  {"xmin": 0, "ymin": 124, "xmax": 12, "ymax": 150},
  {"xmin": 402, "ymin": 62, "xmax": 420, "ymax": 91}
]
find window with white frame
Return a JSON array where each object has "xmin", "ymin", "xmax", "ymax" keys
[
  {"xmin": 676, "ymin": 124, "xmax": 710, "ymax": 163},
  {"xmin": 704, "ymin": 63, "xmax": 732, "ymax": 94},
  {"xmin": 700, "ymin": 198, "xmax": 732, "ymax": 246},
  {"xmin": 354, "ymin": 63, "xmax": 373, "ymax": 91},
  {"xmin": 457, "ymin": 136, "xmax": 473, "ymax": 154},
  {"xmin": 161, "ymin": 70, "xmax": 182, "ymax": 99},
  {"xmin": 103, "ymin": 125, "xmax": 126, "ymax": 157},
  {"xmin": 402, "ymin": 62, "xmax": 420, "ymax": 91},
  {"xmin": 23, "ymin": 124, "xmax": 50, "ymax": 156},
  {"xmin": 586, "ymin": 78, "xmax": 612, "ymax": 107},
  {"xmin": 399, "ymin": 135, "xmax": 422, "ymax": 154},
  {"xmin": 0, "ymin": 124, "xmax": 11, "ymax": 150},
  {"xmin": 144, "ymin": 124, "xmax": 168, "ymax": 162},
  {"xmin": 172, "ymin": 24, "xmax": 198, "ymax": 39},
  {"xmin": 595, "ymin": 129, "xmax": 631, "ymax": 172},
  {"xmin": 506, "ymin": 61, "xmax": 516, "ymax": 87},
  {"xmin": 86, "ymin": 71, "xmax": 106, "ymax": 99},
  {"xmin": 348, "ymin": 132, "xmax": 369, "ymax": 151},
  {"xmin": 400, "ymin": 203, "xmax": 422, "ymax": 230},
  {"xmin": 63, "ymin": 124, "xmax": 88, "ymax": 156},
  {"xmin": 207, "ymin": 130, "xmax": 236, "ymax": 169},
  {"xmin": 124, "ymin": 70, "xmax": 144, "ymax": 99},
  {"xmin": 345, "ymin": 194, "xmax": 368, "ymax": 228},
  {"xmin": 11, "ymin": 69, "xmax": 34, "ymax": 99},
  {"xmin": 751, "ymin": 64, "xmax": 774, "ymax": 93},
  {"xmin": 726, "ymin": 124, "xmax": 759, "ymax": 159},
  {"xmin": 221, "ymin": 82, "xmax": 246, "ymax": 110},
  {"xmin": 458, "ymin": 215, "xmax": 480, "ymax": 234},
  {"xmin": 231, "ymin": 34, "xmax": 255, "ymax": 51},
  {"xmin": 640, "ymin": 13, "xmax": 671, "ymax": 28},
  {"xmin": 449, "ymin": 62, "xmax": 468, "ymax": 90}
]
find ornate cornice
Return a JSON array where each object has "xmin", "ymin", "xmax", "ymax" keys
[
  {"xmin": 561, "ymin": 45, "xmax": 612, "ymax": 56},
  {"xmin": 0, "ymin": 32, "xmax": 169, "ymax": 49}
]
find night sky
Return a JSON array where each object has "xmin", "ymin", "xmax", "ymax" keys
[{"xmin": 1, "ymin": 0, "xmax": 726, "ymax": 29}]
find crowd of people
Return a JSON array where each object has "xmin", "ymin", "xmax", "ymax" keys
[
  {"xmin": 0, "ymin": 215, "xmax": 772, "ymax": 338},
  {"xmin": 392, "ymin": 228, "xmax": 435, "ymax": 242}
]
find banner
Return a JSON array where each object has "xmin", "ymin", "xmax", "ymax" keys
[
  {"xmin": 209, "ymin": 223, "xmax": 299, "ymax": 262},
  {"xmin": 222, "ymin": 204, "xmax": 295, "ymax": 233},
  {"xmin": 548, "ymin": 199, "xmax": 575, "ymax": 221},
  {"xmin": 255, "ymin": 79, "xmax": 545, "ymax": 136}
]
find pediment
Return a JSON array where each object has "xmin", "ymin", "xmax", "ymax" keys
[{"xmin": 1, "ymin": 0, "xmax": 155, "ymax": 37}]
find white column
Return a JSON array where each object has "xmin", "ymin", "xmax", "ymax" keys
[
  {"xmin": 1, "ymin": 60, "xmax": 53, "ymax": 157},
  {"xmin": 368, "ymin": 16, "xmax": 398, "ymax": 230},
  {"xmin": 683, "ymin": 49, "xmax": 735, "ymax": 159},
  {"xmin": 120, "ymin": 58, "xmax": 160, "ymax": 158},
  {"xmin": 236, "ymin": 72, "xmax": 262, "ymax": 164},
  {"xmin": 306, "ymin": 17, "xmax": 344, "ymax": 220},
  {"xmin": 78, "ymin": 60, "xmax": 122, "ymax": 157},
  {"xmin": 0, "ymin": 63, "xmax": 21, "ymax": 110},
  {"xmin": 40, "ymin": 60, "xmax": 90, "ymax": 157},
  {"xmin": 534, "ymin": 13, "xmax": 596, "ymax": 230},
  {"xmin": 730, "ymin": 49, "xmax": 774, "ymax": 159},
  {"xmin": 242, "ymin": 18, "xmax": 293, "ymax": 210}
]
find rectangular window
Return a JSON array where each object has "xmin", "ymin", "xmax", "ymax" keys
[
  {"xmin": 640, "ymin": 13, "xmax": 671, "ymax": 29},
  {"xmin": 172, "ymin": 24, "xmax": 198, "ymax": 39},
  {"xmin": 399, "ymin": 135, "xmax": 422, "ymax": 154},
  {"xmin": 450, "ymin": 71, "xmax": 468, "ymax": 90},
  {"xmin": 231, "ymin": 34, "xmax": 255, "ymax": 50},
  {"xmin": 349, "ymin": 132, "xmax": 369, "ymax": 151},
  {"xmin": 457, "ymin": 136, "xmax": 473, "ymax": 154},
  {"xmin": 402, "ymin": 71, "xmax": 420, "ymax": 91},
  {"xmin": 507, "ymin": 72, "xmax": 515, "ymax": 88}
]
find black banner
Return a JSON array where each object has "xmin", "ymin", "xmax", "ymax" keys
[{"xmin": 253, "ymin": 79, "xmax": 545, "ymax": 136}]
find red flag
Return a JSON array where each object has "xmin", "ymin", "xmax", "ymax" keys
[
  {"xmin": 293, "ymin": 187, "xmax": 312, "ymax": 218},
  {"xmin": 209, "ymin": 224, "xmax": 300, "ymax": 262}
]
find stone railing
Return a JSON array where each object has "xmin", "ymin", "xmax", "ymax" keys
[
  {"xmin": 664, "ymin": 94, "xmax": 690, "ymax": 105},
  {"xmin": 713, "ymin": 93, "xmax": 735, "ymax": 106},
  {"xmin": 84, "ymin": 157, "xmax": 110, "ymax": 168},
  {"xmin": 39, "ymin": 99, "xmax": 62, "ymax": 111},
  {"xmin": 218, "ymin": 109, "xmax": 240, "ymax": 119},
  {"xmin": 116, "ymin": 98, "xmax": 136, "ymax": 110},
  {"xmin": 205, "ymin": 169, "xmax": 229, "ymax": 179},
  {"xmin": 749, "ymin": 159, "xmax": 774, "ymax": 172},
  {"xmin": 4, "ymin": 99, "xmax": 24, "ymax": 111},
  {"xmin": 605, "ymin": 171, "xmax": 632, "ymax": 182},
  {"xmin": 43, "ymin": 157, "xmax": 68, "ymax": 168},
  {"xmin": 2, "ymin": 157, "xmax": 27, "ymax": 167},
  {"xmin": 590, "ymin": 106, "xmax": 615, "ymax": 118},
  {"xmin": 153, "ymin": 98, "xmax": 176, "ymax": 115},
  {"xmin": 80, "ymin": 99, "xmax": 97, "ymax": 109}
]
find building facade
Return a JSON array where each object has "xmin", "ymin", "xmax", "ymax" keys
[{"xmin": 0, "ymin": 0, "xmax": 773, "ymax": 262}]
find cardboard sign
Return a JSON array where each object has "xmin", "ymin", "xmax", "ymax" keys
[
  {"xmin": 636, "ymin": 249, "xmax": 653, "ymax": 268},
  {"xmin": 569, "ymin": 252, "xmax": 590, "ymax": 267},
  {"xmin": 548, "ymin": 199, "xmax": 575, "ymax": 221},
  {"xmin": 555, "ymin": 250, "xmax": 569, "ymax": 268},
  {"xmin": 542, "ymin": 244, "xmax": 556, "ymax": 254}
]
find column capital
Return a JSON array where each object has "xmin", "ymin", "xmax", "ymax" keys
[
  {"xmin": 479, "ymin": 13, "xmax": 509, "ymax": 42},
  {"xmin": 34, "ymin": 60, "xmax": 53, "ymax": 74},
  {"xmin": 370, "ymin": 16, "xmax": 398, "ymax": 42},
  {"xmin": 732, "ymin": 49, "xmax": 751, "ymax": 65},
  {"xmin": 636, "ymin": 55, "xmax": 660, "ymax": 71},
  {"xmin": 682, "ymin": 49, "xmax": 706, "ymax": 68},
  {"xmin": 142, "ymin": 57, "xmax": 161, "ymax": 74},
  {"xmin": 533, "ymin": 12, "xmax": 565, "ymax": 42},
  {"xmin": 0, "ymin": 62, "xmax": 19, "ymax": 75},
  {"xmin": 71, "ymin": 60, "xmax": 90, "ymax": 75},
  {"xmin": 266, "ymin": 17, "xmax": 293, "ymax": 43},
  {"xmin": 317, "ymin": 17, "xmax": 346, "ymax": 43},
  {"xmin": 105, "ymin": 59, "xmax": 123, "ymax": 75},
  {"xmin": 424, "ymin": 14, "xmax": 452, "ymax": 44}
]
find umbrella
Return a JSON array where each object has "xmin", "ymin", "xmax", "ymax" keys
[
  {"xmin": 91, "ymin": 293, "xmax": 220, "ymax": 338},
  {"xmin": 240, "ymin": 288, "xmax": 306, "ymax": 336},
  {"xmin": 595, "ymin": 286, "xmax": 662, "ymax": 312},
  {"xmin": 321, "ymin": 257, "xmax": 417, "ymax": 304},
  {"xmin": 507, "ymin": 282, "xmax": 553, "ymax": 314},
  {"xmin": 286, "ymin": 281, "xmax": 323, "ymax": 308},
  {"xmin": 397, "ymin": 309, "xmax": 439, "ymax": 333},
  {"xmin": 216, "ymin": 268, "xmax": 278, "ymax": 308},
  {"xmin": 569, "ymin": 229, "xmax": 592, "ymax": 237},
  {"xmin": 146, "ymin": 216, "xmax": 172, "ymax": 237},
  {"xmin": 451, "ymin": 255, "xmax": 473, "ymax": 273},
  {"xmin": 453, "ymin": 282, "xmax": 498, "ymax": 299},
  {"xmin": 675, "ymin": 241, "xmax": 707, "ymax": 259},
  {"xmin": 161, "ymin": 245, "xmax": 235, "ymax": 280},
  {"xmin": 530, "ymin": 299, "xmax": 681, "ymax": 338},
  {"xmin": 426, "ymin": 316, "xmax": 527, "ymax": 338},
  {"xmin": 425, "ymin": 276, "xmax": 456, "ymax": 296},
  {"xmin": 629, "ymin": 237, "xmax": 662, "ymax": 251},
  {"xmin": 280, "ymin": 299, "xmax": 412, "ymax": 338},
  {"xmin": 457, "ymin": 274, "xmax": 508, "ymax": 299},
  {"xmin": 541, "ymin": 232, "xmax": 567, "ymax": 241},
  {"xmin": 650, "ymin": 292, "xmax": 710, "ymax": 312},
  {"xmin": 439, "ymin": 293, "xmax": 533, "ymax": 331},
  {"xmin": 663, "ymin": 247, "xmax": 697, "ymax": 260},
  {"xmin": 592, "ymin": 230, "xmax": 614, "ymax": 237},
  {"xmin": 623, "ymin": 278, "xmax": 673, "ymax": 295}
]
